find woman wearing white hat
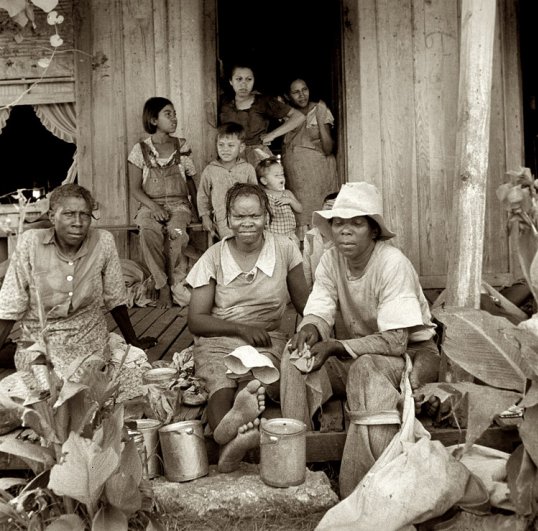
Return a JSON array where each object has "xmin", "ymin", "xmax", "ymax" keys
[{"xmin": 280, "ymin": 181, "xmax": 440, "ymax": 498}]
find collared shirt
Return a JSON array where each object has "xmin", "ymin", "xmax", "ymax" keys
[
  {"xmin": 197, "ymin": 158, "xmax": 257, "ymax": 223},
  {"xmin": 220, "ymin": 94, "xmax": 291, "ymax": 146},
  {"xmin": 186, "ymin": 232, "xmax": 302, "ymax": 331},
  {"xmin": 128, "ymin": 136, "xmax": 196, "ymax": 184},
  {"xmin": 0, "ymin": 228, "xmax": 127, "ymax": 372},
  {"xmin": 299, "ymin": 241, "xmax": 436, "ymax": 351}
]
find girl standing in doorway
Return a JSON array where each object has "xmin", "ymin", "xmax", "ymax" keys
[
  {"xmin": 220, "ymin": 63, "xmax": 305, "ymax": 167},
  {"xmin": 282, "ymin": 78, "xmax": 339, "ymax": 239}
]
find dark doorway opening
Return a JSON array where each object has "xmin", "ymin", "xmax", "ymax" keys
[
  {"xmin": 217, "ymin": 0, "xmax": 342, "ymax": 153},
  {"xmin": 0, "ymin": 105, "xmax": 76, "ymax": 203},
  {"xmin": 520, "ymin": 0, "xmax": 538, "ymax": 177}
]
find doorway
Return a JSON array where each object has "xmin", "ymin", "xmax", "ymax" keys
[{"xmin": 216, "ymin": 0, "xmax": 342, "ymax": 156}]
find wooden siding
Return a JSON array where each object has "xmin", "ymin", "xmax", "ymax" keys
[
  {"xmin": 0, "ymin": 0, "xmax": 75, "ymax": 105},
  {"xmin": 74, "ymin": 0, "xmax": 218, "ymax": 257},
  {"xmin": 341, "ymin": 0, "xmax": 523, "ymax": 288}
]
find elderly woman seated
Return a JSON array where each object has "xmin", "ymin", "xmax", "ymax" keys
[
  {"xmin": 187, "ymin": 182, "xmax": 308, "ymax": 473},
  {"xmin": 0, "ymin": 183, "xmax": 155, "ymax": 379},
  {"xmin": 281, "ymin": 181, "xmax": 440, "ymax": 498}
]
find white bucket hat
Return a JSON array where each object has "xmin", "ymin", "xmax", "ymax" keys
[{"xmin": 313, "ymin": 181, "xmax": 395, "ymax": 241}]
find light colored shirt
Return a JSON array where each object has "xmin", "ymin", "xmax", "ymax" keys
[
  {"xmin": 0, "ymin": 228, "xmax": 128, "ymax": 373},
  {"xmin": 128, "ymin": 136, "xmax": 196, "ymax": 184},
  {"xmin": 302, "ymin": 227, "xmax": 333, "ymax": 290},
  {"xmin": 299, "ymin": 241, "xmax": 436, "ymax": 354},
  {"xmin": 197, "ymin": 158, "xmax": 257, "ymax": 227},
  {"xmin": 186, "ymin": 232, "xmax": 302, "ymax": 331}
]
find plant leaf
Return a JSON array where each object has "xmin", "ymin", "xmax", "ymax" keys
[
  {"xmin": 120, "ymin": 438, "xmax": 143, "ymax": 485},
  {"xmin": 146, "ymin": 516, "xmax": 166, "ymax": 531},
  {"xmin": 93, "ymin": 405, "xmax": 123, "ymax": 458},
  {"xmin": 506, "ymin": 445, "xmax": 538, "ymax": 516},
  {"xmin": 417, "ymin": 381, "xmax": 521, "ymax": 453},
  {"xmin": 433, "ymin": 308, "xmax": 528, "ymax": 392},
  {"xmin": 54, "ymin": 381, "xmax": 88, "ymax": 408},
  {"xmin": 30, "ymin": 0, "xmax": 58, "ymax": 13},
  {"xmin": 519, "ymin": 404, "xmax": 538, "ymax": 467},
  {"xmin": 520, "ymin": 381, "xmax": 538, "ymax": 408},
  {"xmin": 104, "ymin": 471, "xmax": 141, "ymax": 516},
  {"xmin": 0, "ymin": 438, "xmax": 55, "ymax": 468},
  {"xmin": 45, "ymin": 514, "xmax": 86, "ymax": 530},
  {"xmin": 91, "ymin": 505, "xmax": 128, "ymax": 531},
  {"xmin": 0, "ymin": 477, "xmax": 27, "ymax": 490},
  {"xmin": 48, "ymin": 432, "xmax": 119, "ymax": 512}
]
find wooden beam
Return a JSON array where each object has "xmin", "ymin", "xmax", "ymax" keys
[{"xmin": 445, "ymin": 0, "xmax": 497, "ymax": 308}]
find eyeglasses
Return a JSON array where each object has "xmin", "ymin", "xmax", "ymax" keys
[{"xmin": 58, "ymin": 210, "xmax": 93, "ymax": 222}]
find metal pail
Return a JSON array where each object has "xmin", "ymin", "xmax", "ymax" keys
[
  {"xmin": 135, "ymin": 418, "xmax": 162, "ymax": 479},
  {"xmin": 260, "ymin": 418, "xmax": 307, "ymax": 487},
  {"xmin": 158, "ymin": 420, "xmax": 208, "ymax": 482}
]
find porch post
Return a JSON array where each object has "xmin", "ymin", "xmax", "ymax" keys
[{"xmin": 445, "ymin": 0, "xmax": 497, "ymax": 308}]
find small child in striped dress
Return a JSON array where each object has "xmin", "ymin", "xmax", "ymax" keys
[{"xmin": 256, "ymin": 156, "xmax": 302, "ymax": 247}]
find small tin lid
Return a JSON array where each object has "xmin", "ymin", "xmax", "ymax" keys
[
  {"xmin": 143, "ymin": 367, "xmax": 177, "ymax": 383},
  {"xmin": 262, "ymin": 418, "xmax": 306, "ymax": 436}
]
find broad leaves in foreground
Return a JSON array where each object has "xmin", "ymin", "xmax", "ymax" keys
[{"xmin": 48, "ymin": 432, "xmax": 119, "ymax": 513}]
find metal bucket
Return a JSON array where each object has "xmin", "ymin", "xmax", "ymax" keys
[
  {"xmin": 135, "ymin": 419, "xmax": 162, "ymax": 479},
  {"xmin": 158, "ymin": 420, "xmax": 208, "ymax": 482},
  {"xmin": 143, "ymin": 367, "xmax": 177, "ymax": 385},
  {"xmin": 260, "ymin": 418, "xmax": 306, "ymax": 488}
]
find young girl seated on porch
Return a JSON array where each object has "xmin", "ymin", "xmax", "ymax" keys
[{"xmin": 128, "ymin": 97, "xmax": 198, "ymax": 308}]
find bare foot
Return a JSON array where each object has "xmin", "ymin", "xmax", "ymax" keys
[
  {"xmin": 218, "ymin": 419, "xmax": 261, "ymax": 473},
  {"xmin": 213, "ymin": 380, "xmax": 265, "ymax": 445},
  {"xmin": 156, "ymin": 285, "xmax": 173, "ymax": 309}
]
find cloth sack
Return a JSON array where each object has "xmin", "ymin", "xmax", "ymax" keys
[{"xmin": 316, "ymin": 355, "xmax": 488, "ymax": 531}]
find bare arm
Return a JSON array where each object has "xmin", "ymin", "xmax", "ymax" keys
[
  {"xmin": 110, "ymin": 305, "xmax": 157, "ymax": 349},
  {"xmin": 188, "ymin": 281, "xmax": 272, "ymax": 347},
  {"xmin": 285, "ymin": 191, "xmax": 303, "ymax": 214},
  {"xmin": 261, "ymin": 108, "xmax": 306, "ymax": 145},
  {"xmin": 286, "ymin": 263, "xmax": 308, "ymax": 316}
]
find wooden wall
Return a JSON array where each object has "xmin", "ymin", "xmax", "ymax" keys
[
  {"xmin": 74, "ymin": 0, "xmax": 217, "ymax": 257},
  {"xmin": 341, "ymin": 0, "xmax": 523, "ymax": 288}
]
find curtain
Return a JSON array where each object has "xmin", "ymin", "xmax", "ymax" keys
[
  {"xmin": 33, "ymin": 102, "xmax": 77, "ymax": 184},
  {"xmin": 0, "ymin": 108, "xmax": 11, "ymax": 132}
]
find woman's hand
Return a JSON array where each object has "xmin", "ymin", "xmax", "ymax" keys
[
  {"xmin": 236, "ymin": 324, "xmax": 272, "ymax": 347},
  {"xmin": 260, "ymin": 133, "xmax": 273, "ymax": 146},
  {"xmin": 130, "ymin": 336, "xmax": 158, "ymax": 350},
  {"xmin": 151, "ymin": 204, "xmax": 170, "ymax": 222},
  {"xmin": 290, "ymin": 324, "xmax": 320, "ymax": 352},
  {"xmin": 315, "ymin": 100, "xmax": 328, "ymax": 123}
]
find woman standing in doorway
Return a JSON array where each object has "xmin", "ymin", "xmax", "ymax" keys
[
  {"xmin": 282, "ymin": 78, "xmax": 339, "ymax": 238},
  {"xmin": 220, "ymin": 63, "xmax": 305, "ymax": 167}
]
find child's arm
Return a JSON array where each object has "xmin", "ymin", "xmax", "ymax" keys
[
  {"xmin": 197, "ymin": 170, "xmax": 216, "ymax": 234},
  {"xmin": 186, "ymin": 176, "xmax": 199, "ymax": 220},
  {"xmin": 260, "ymin": 107, "xmax": 305, "ymax": 146},
  {"xmin": 179, "ymin": 140, "xmax": 199, "ymax": 219},
  {"xmin": 276, "ymin": 190, "xmax": 303, "ymax": 213},
  {"xmin": 129, "ymin": 162, "xmax": 169, "ymax": 222}
]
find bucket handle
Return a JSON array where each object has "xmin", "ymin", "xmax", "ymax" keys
[
  {"xmin": 177, "ymin": 427, "xmax": 205, "ymax": 442},
  {"xmin": 260, "ymin": 435, "xmax": 279, "ymax": 446}
]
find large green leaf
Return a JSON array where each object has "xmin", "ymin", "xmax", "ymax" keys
[
  {"xmin": 53, "ymin": 381, "xmax": 88, "ymax": 408},
  {"xmin": 45, "ymin": 514, "xmax": 86, "ymax": 531},
  {"xmin": 104, "ymin": 471, "xmax": 141, "ymax": 516},
  {"xmin": 120, "ymin": 438, "xmax": 143, "ymax": 485},
  {"xmin": 506, "ymin": 445, "xmax": 538, "ymax": 516},
  {"xmin": 48, "ymin": 432, "xmax": 119, "ymax": 512},
  {"xmin": 91, "ymin": 505, "xmax": 128, "ymax": 531},
  {"xmin": 433, "ymin": 308, "xmax": 530, "ymax": 392},
  {"xmin": 92, "ymin": 405, "xmax": 123, "ymax": 458},
  {"xmin": 520, "ymin": 404, "xmax": 538, "ymax": 467},
  {"xmin": 417, "ymin": 382, "xmax": 521, "ymax": 453},
  {"xmin": 0, "ymin": 478, "xmax": 27, "ymax": 490}
]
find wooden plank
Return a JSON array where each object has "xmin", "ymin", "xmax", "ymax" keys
[
  {"xmin": 74, "ymin": 0, "xmax": 94, "ymax": 194},
  {"xmin": 419, "ymin": 272, "xmax": 514, "ymax": 290},
  {"xmin": 445, "ymin": 0, "xmax": 497, "ymax": 308},
  {"xmin": 142, "ymin": 308, "xmax": 185, "ymax": 363},
  {"xmin": 500, "ymin": 0, "xmax": 524, "ymax": 282},
  {"xmin": 164, "ymin": 321, "xmax": 193, "ymax": 361},
  {"xmin": 131, "ymin": 307, "xmax": 167, "ymax": 337},
  {"xmin": 152, "ymin": 0, "xmax": 169, "ymax": 98},
  {"xmin": 122, "ymin": 0, "xmax": 156, "ymax": 226},
  {"xmin": 412, "ymin": 0, "xmax": 459, "ymax": 278},
  {"xmin": 376, "ymin": 0, "xmax": 420, "ymax": 270}
]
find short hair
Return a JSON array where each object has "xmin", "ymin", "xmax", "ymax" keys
[
  {"xmin": 217, "ymin": 122, "xmax": 246, "ymax": 141},
  {"xmin": 255, "ymin": 156, "xmax": 280, "ymax": 184},
  {"xmin": 228, "ymin": 62, "xmax": 256, "ymax": 80},
  {"xmin": 142, "ymin": 97, "xmax": 173, "ymax": 134},
  {"xmin": 49, "ymin": 184, "xmax": 96, "ymax": 213},
  {"xmin": 225, "ymin": 183, "xmax": 272, "ymax": 225},
  {"xmin": 323, "ymin": 192, "xmax": 338, "ymax": 203}
]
